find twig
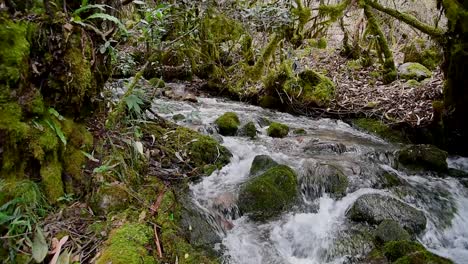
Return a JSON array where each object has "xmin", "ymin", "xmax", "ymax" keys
[
  {"xmin": 153, "ymin": 224, "xmax": 163, "ymax": 259},
  {"xmin": 150, "ymin": 185, "xmax": 167, "ymax": 216}
]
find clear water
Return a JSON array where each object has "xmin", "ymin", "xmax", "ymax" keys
[{"xmin": 151, "ymin": 96, "xmax": 468, "ymax": 264}]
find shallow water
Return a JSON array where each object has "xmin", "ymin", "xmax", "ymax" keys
[{"xmin": 151, "ymin": 96, "xmax": 468, "ymax": 264}]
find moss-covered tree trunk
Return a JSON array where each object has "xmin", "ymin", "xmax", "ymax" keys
[
  {"xmin": 439, "ymin": 0, "xmax": 468, "ymax": 155},
  {"xmin": 363, "ymin": 3, "xmax": 397, "ymax": 83}
]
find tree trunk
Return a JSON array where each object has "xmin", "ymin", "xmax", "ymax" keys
[{"xmin": 440, "ymin": 0, "xmax": 468, "ymax": 154}]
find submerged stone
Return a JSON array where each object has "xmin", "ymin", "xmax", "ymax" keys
[
  {"xmin": 215, "ymin": 112, "xmax": 240, "ymax": 136},
  {"xmin": 239, "ymin": 165, "xmax": 297, "ymax": 221},
  {"xmin": 346, "ymin": 193, "xmax": 426, "ymax": 235},
  {"xmin": 383, "ymin": 241, "xmax": 452, "ymax": 263},
  {"xmin": 397, "ymin": 144, "xmax": 448, "ymax": 172},
  {"xmin": 303, "ymin": 140, "xmax": 347, "ymax": 154}
]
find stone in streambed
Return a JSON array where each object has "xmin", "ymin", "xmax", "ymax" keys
[
  {"xmin": 238, "ymin": 121, "xmax": 257, "ymax": 138},
  {"xmin": 397, "ymin": 144, "xmax": 448, "ymax": 172},
  {"xmin": 374, "ymin": 219, "xmax": 410, "ymax": 243},
  {"xmin": 239, "ymin": 165, "xmax": 297, "ymax": 221},
  {"xmin": 346, "ymin": 193, "xmax": 426, "ymax": 235},
  {"xmin": 267, "ymin": 122, "xmax": 289, "ymax": 138},
  {"xmin": 300, "ymin": 161, "xmax": 348, "ymax": 199},
  {"xmin": 215, "ymin": 112, "xmax": 240, "ymax": 136},
  {"xmin": 249, "ymin": 155, "xmax": 278, "ymax": 177}
]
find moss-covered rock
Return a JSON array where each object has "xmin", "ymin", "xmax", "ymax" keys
[
  {"xmin": 96, "ymin": 223, "xmax": 156, "ymax": 264},
  {"xmin": 285, "ymin": 69, "xmax": 336, "ymax": 107},
  {"xmin": 398, "ymin": 62, "xmax": 432, "ymax": 81},
  {"xmin": 383, "ymin": 241, "xmax": 451, "ymax": 263},
  {"xmin": 267, "ymin": 122, "xmax": 290, "ymax": 138},
  {"xmin": 172, "ymin": 113, "xmax": 185, "ymax": 122},
  {"xmin": 239, "ymin": 165, "xmax": 297, "ymax": 221},
  {"xmin": 374, "ymin": 220, "xmax": 411, "ymax": 243},
  {"xmin": 149, "ymin": 77, "xmax": 166, "ymax": 88},
  {"xmin": 215, "ymin": 112, "xmax": 240, "ymax": 136},
  {"xmin": 397, "ymin": 144, "xmax": 448, "ymax": 172},
  {"xmin": 353, "ymin": 118, "xmax": 407, "ymax": 143},
  {"xmin": 40, "ymin": 154, "xmax": 64, "ymax": 203},
  {"xmin": 238, "ymin": 121, "xmax": 257, "ymax": 139},
  {"xmin": 249, "ymin": 155, "xmax": 278, "ymax": 177},
  {"xmin": 92, "ymin": 183, "xmax": 131, "ymax": 215}
]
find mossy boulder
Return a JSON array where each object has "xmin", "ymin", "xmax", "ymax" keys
[
  {"xmin": 346, "ymin": 193, "xmax": 426, "ymax": 235},
  {"xmin": 383, "ymin": 241, "xmax": 452, "ymax": 264},
  {"xmin": 353, "ymin": 118, "xmax": 407, "ymax": 143},
  {"xmin": 239, "ymin": 165, "xmax": 298, "ymax": 221},
  {"xmin": 283, "ymin": 69, "xmax": 336, "ymax": 107},
  {"xmin": 91, "ymin": 183, "xmax": 131, "ymax": 215},
  {"xmin": 215, "ymin": 112, "xmax": 240, "ymax": 136},
  {"xmin": 249, "ymin": 155, "xmax": 279, "ymax": 177},
  {"xmin": 96, "ymin": 223, "xmax": 156, "ymax": 264},
  {"xmin": 374, "ymin": 220, "xmax": 411, "ymax": 243},
  {"xmin": 238, "ymin": 121, "xmax": 257, "ymax": 139},
  {"xmin": 397, "ymin": 144, "xmax": 448, "ymax": 172},
  {"xmin": 300, "ymin": 161, "xmax": 348, "ymax": 199},
  {"xmin": 172, "ymin": 113, "xmax": 185, "ymax": 121},
  {"xmin": 267, "ymin": 122, "xmax": 290, "ymax": 138},
  {"xmin": 398, "ymin": 62, "xmax": 432, "ymax": 81}
]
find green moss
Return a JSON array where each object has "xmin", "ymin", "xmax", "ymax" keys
[
  {"xmin": 96, "ymin": 223, "xmax": 156, "ymax": 264},
  {"xmin": 0, "ymin": 179, "xmax": 47, "ymax": 210},
  {"xmin": 40, "ymin": 154, "xmax": 64, "ymax": 203},
  {"xmin": 293, "ymin": 128, "xmax": 307, "ymax": 135},
  {"xmin": 63, "ymin": 147, "xmax": 86, "ymax": 182},
  {"xmin": 239, "ymin": 165, "xmax": 297, "ymax": 221},
  {"xmin": 30, "ymin": 121, "xmax": 58, "ymax": 161},
  {"xmin": 238, "ymin": 121, "xmax": 257, "ymax": 139},
  {"xmin": 258, "ymin": 95, "xmax": 282, "ymax": 109},
  {"xmin": 400, "ymin": 63, "xmax": 432, "ymax": 81},
  {"xmin": 267, "ymin": 122, "xmax": 290, "ymax": 138},
  {"xmin": 215, "ymin": 112, "xmax": 240, "ymax": 136},
  {"xmin": 63, "ymin": 46, "xmax": 93, "ymax": 105},
  {"xmin": 283, "ymin": 69, "xmax": 336, "ymax": 107},
  {"xmin": 0, "ymin": 102, "xmax": 30, "ymax": 142},
  {"xmin": 172, "ymin": 114, "xmax": 186, "ymax": 121},
  {"xmin": 382, "ymin": 171, "xmax": 401, "ymax": 188},
  {"xmin": 30, "ymin": 93, "xmax": 45, "ymax": 115},
  {"xmin": 248, "ymin": 34, "xmax": 281, "ymax": 81},
  {"xmin": 309, "ymin": 38, "xmax": 327, "ymax": 49},
  {"xmin": 62, "ymin": 119, "xmax": 93, "ymax": 148},
  {"xmin": 406, "ymin": 79, "xmax": 421, "ymax": 87},
  {"xmin": 250, "ymin": 155, "xmax": 279, "ymax": 177},
  {"xmin": 394, "ymin": 251, "xmax": 453, "ymax": 264},
  {"xmin": 0, "ymin": 18, "xmax": 30, "ymax": 87},
  {"xmin": 92, "ymin": 184, "xmax": 131, "ymax": 215},
  {"xmin": 353, "ymin": 118, "xmax": 407, "ymax": 143},
  {"xmin": 383, "ymin": 240, "xmax": 452, "ymax": 263}
]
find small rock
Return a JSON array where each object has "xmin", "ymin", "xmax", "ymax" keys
[
  {"xmin": 238, "ymin": 121, "xmax": 257, "ymax": 139},
  {"xmin": 183, "ymin": 93, "xmax": 198, "ymax": 103},
  {"xmin": 304, "ymin": 139, "xmax": 347, "ymax": 154},
  {"xmin": 300, "ymin": 161, "xmax": 348, "ymax": 199},
  {"xmin": 215, "ymin": 112, "xmax": 240, "ymax": 136},
  {"xmin": 172, "ymin": 114, "xmax": 185, "ymax": 121}
]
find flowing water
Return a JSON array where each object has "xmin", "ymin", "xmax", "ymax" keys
[{"xmin": 150, "ymin": 96, "xmax": 468, "ymax": 264}]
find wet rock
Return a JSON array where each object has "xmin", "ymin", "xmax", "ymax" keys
[
  {"xmin": 327, "ymin": 224, "xmax": 374, "ymax": 261},
  {"xmin": 304, "ymin": 139, "xmax": 347, "ymax": 154},
  {"xmin": 180, "ymin": 198, "xmax": 222, "ymax": 249},
  {"xmin": 374, "ymin": 220, "xmax": 410, "ymax": 243},
  {"xmin": 346, "ymin": 193, "xmax": 426, "ymax": 235},
  {"xmin": 300, "ymin": 160, "xmax": 349, "ymax": 199},
  {"xmin": 375, "ymin": 171, "xmax": 404, "ymax": 189},
  {"xmin": 239, "ymin": 165, "xmax": 297, "ymax": 221},
  {"xmin": 237, "ymin": 121, "xmax": 257, "ymax": 139},
  {"xmin": 398, "ymin": 62, "xmax": 432, "ymax": 81},
  {"xmin": 267, "ymin": 122, "xmax": 289, "ymax": 138},
  {"xmin": 215, "ymin": 112, "xmax": 240, "ymax": 136},
  {"xmin": 447, "ymin": 168, "xmax": 468, "ymax": 178},
  {"xmin": 397, "ymin": 144, "xmax": 448, "ymax": 172},
  {"xmin": 172, "ymin": 113, "xmax": 185, "ymax": 121},
  {"xmin": 257, "ymin": 116, "xmax": 272, "ymax": 127},
  {"xmin": 183, "ymin": 93, "xmax": 198, "ymax": 103},
  {"xmin": 249, "ymin": 155, "xmax": 278, "ymax": 177}
]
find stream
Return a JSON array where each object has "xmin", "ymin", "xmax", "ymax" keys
[{"xmin": 150, "ymin": 96, "xmax": 468, "ymax": 264}]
